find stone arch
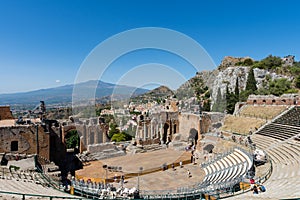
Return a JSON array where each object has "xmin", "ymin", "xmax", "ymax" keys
[
  {"xmin": 188, "ymin": 128, "xmax": 198, "ymax": 145},
  {"xmin": 163, "ymin": 123, "xmax": 169, "ymax": 144},
  {"xmin": 272, "ymin": 99, "xmax": 276, "ymax": 104},
  {"xmin": 253, "ymin": 100, "xmax": 257, "ymax": 104},
  {"xmin": 64, "ymin": 129, "xmax": 80, "ymax": 152},
  {"xmin": 203, "ymin": 144, "xmax": 214, "ymax": 153}
]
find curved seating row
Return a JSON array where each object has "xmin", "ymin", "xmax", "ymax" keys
[
  {"xmin": 228, "ymin": 138, "xmax": 300, "ymax": 199},
  {"xmin": 256, "ymin": 123, "xmax": 300, "ymax": 141},
  {"xmin": 274, "ymin": 106, "xmax": 300, "ymax": 127},
  {"xmin": 202, "ymin": 149, "xmax": 252, "ymax": 185}
]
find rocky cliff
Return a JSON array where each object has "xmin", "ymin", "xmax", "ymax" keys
[{"xmin": 177, "ymin": 56, "xmax": 295, "ymax": 107}]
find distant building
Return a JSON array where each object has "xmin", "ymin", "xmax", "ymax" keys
[{"xmin": 282, "ymin": 55, "xmax": 295, "ymax": 67}]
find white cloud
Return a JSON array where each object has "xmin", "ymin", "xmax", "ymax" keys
[{"xmin": 55, "ymin": 80, "xmax": 61, "ymax": 83}]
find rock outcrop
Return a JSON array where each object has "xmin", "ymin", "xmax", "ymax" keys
[
  {"xmin": 218, "ymin": 56, "xmax": 253, "ymax": 70},
  {"xmin": 211, "ymin": 66, "xmax": 249, "ymax": 104}
]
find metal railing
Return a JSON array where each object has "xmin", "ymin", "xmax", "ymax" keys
[{"xmin": 0, "ymin": 190, "xmax": 84, "ymax": 200}]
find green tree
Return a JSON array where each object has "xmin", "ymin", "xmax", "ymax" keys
[
  {"xmin": 259, "ymin": 55, "xmax": 282, "ymax": 70},
  {"xmin": 225, "ymin": 85, "xmax": 238, "ymax": 114},
  {"xmin": 108, "ymin": 123, "xmax": 120, "ymax": 138},
  {"xmin": 269, "ymin": 78, "xmax": 293, "ymax": 96},
  {"xmin": 202, "ymin": 100, "xmax": 211, "ymax": 112},
  {"xmin": 235, "ymin": 77, "xmax": 240, "ymax": 99},
  {"xmin": 111, "ymin": 131, "xmax": 133, "ymax": 142},
  {"xmin": 245, "ymin": 68, "xmax": 257, "ymax": 92},
  {"xmin": 239, "ymin": 90, "xmax": 252, "ymax": 102},
  {"xmin": 295, "ymin": 75, "xmax": 300, "ymax": 89},
  {"xmin": 212, "ymin": 88, "xmax": 226, "ymax": 112},
  {"xmin": 243, "ymin": 58, "xmax": 254, "ymax": 66},
  {"xmin": 65, "ymin": 130, "xmax": 80, "ymax": 149}
]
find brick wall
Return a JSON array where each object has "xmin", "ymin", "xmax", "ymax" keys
[
  {"xmin": 0, "ymin": 125, "xmax": 50, "ymax": 160},
  {"xmin": 0, "ymin": 106, "xmax": 14, "ymax": 120}
]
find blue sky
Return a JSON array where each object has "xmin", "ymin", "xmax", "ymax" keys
[{"xmin": 1, "ymin": 0, "xmax": 300, "ymax": 93}]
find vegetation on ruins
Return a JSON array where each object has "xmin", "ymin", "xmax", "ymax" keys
[
  {"xmin": 108, "ymin": 123, "xmax": 120, "ymax": 138},
  {"xmin": 65, "ymin": 130, "xmax": 80, "ymax": 149},
  {"xmin": 108, "ymin": 122, "xmax": 133, "ymax": 142},
  {"xmin": 111, "ymin": 131, "xmax": 133, "ymax": 142}
]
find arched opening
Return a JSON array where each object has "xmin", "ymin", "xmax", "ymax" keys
[
  {"xmin": 262, "ymin": 99, "xmax": 266, "ymax": 104},
  {"xmin": 64, "ymin": 129, "xmax": 80, "ymax": 152},
  {"xmin": 203, "ymin": 144, "xmax": 214, "ymax": 154},
  {"xmin": 189, "ymin": 128, "xmax": 198, "ymax": 145},
  {"xmin": 253, "ymin": 100, "xmax": 257, "ymax": 104},
  {"xmin": 173, "ymin": 124, "xmax": 177, "ymax": 134},
  {"xmin": 163, "ymin": 123, "xmax": 169, "ymax": 144},
  {"xmin": 272, "ymin": 99, "xmax": 276, "ymax": 104},
  {"xmin": 89, "ymin": 131, "xmax": 95, "ymax": 145}
]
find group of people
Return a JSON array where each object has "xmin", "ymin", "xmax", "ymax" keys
[{"xmin": 250, "ymin": 178, "xmax": 266, "ymax": 194}]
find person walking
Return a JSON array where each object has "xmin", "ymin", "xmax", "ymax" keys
[{"xmin": 187, "ymin": 169, "xmax": 191, "ymax": 178}]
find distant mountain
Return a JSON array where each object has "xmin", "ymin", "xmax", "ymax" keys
[
  {"xmin": 145, "ymin": 85, "xmax": 174, "ymax": 97},
  {"xmin": 131, "ymin": 85, "xmax": 174, "ymax": 102},
  {"xmin": 0, "ymin": 80, "xmax": 148, "ymax": 106}
]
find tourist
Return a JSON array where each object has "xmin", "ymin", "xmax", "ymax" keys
[
  {"xmin": 253, "ymin": 185, "xmax": 259, "ymax": 194},
  {"xmin": 187, "ymin": 169, "xmax": 191, "ymax": 178},
  {"xmin": 232, "ymin": 135, "xmax": 236, "ymax": 142},
  {"xmin": 172, "ymin": 163, "xmax": 175, "ymax": 170},
  {"xmin": 259, "ymin": 185, "xmax": 266, "ymax": 192},
  {"xmin": 250, "ymin": 178, "xmax": 255, "ymax": 188},
  {"xmin": 239, "ymin": 136, "xmax": 243, "ymax": 144},
  {"xmin": 180, "ymin": 160, "xmax": 183, "ymax": 168}
]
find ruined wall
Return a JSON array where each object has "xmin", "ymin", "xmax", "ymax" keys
[
  {"xmin": 0, "ymin": 106, "xmax": 14, "ymax": 120},
  {"xmin": 62, "ymin": 118, "xmax": 109, "ymax": 153},
  {"xmin": 246, "ymin": 94, "xmax": 300, "ymax": 106},
  {"xmin": 178, "ymin": 113, "xmax": 200, "ymax": 141},
  {"xmin": 0, "ymin": 125, "xmax": 50, "ymax": 160}
]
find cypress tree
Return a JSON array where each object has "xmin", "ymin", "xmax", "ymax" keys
[
  {"xmin": 245, "ymin": 68, "xmax": 257, "ymax": 92},
  {"xmin": 226, "ymin": 84, "xmax": 238, "ymax": 114},
  {"xmin": 235, "ymin": 77, "xmax": 240, "ymax": 99},
  {"xmin": 213, "ymin": 87, "xmax": 226, "ymax": 112}
]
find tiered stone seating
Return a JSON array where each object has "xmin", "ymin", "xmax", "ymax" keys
[
  {"xmin": 202, "ymin": 148, "xmax": 252, "ymax": 185},
  {"xmin": 0, "ymin": 166, "xmax": 78, "ymax": 199},
  {"xmin": 230, "ymin": 107, "xmax": 300, "ymax": 199},
  {"xmin": 274, "ymin": 106, "xmax": 300, "ymax": 127},
  {"xmin": 228, "ymin": 140, "xmax": 300, "ymax": 199},
  {"xmin": 0, "ymin": 177, "xmax": 75, "ymax": 198},
  {"xmin": 256, "ymin": 123, "xmax": 300, "ymax": 140}
]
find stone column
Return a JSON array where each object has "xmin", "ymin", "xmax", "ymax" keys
[
  {"xmin": 159, "ymin": 122, "xmax": 163, "ymax": 143},
  {"xmin": 156, "ymin": 124, "xmax": 159, "ymax": 138},
  {"xmin": 95, "ymin": 130, "xmax": 98, "ymax": 145},
  {"xmin": 143, "ymin": 122, "xmax": 147, "ymax": 141},
  {"xmin": 135, "ymin": 124, "xmax": 140, "ymax": 139},
  {"xmin": 150, "ymin": 121, "xmax": 155, "ymax": 139}
]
